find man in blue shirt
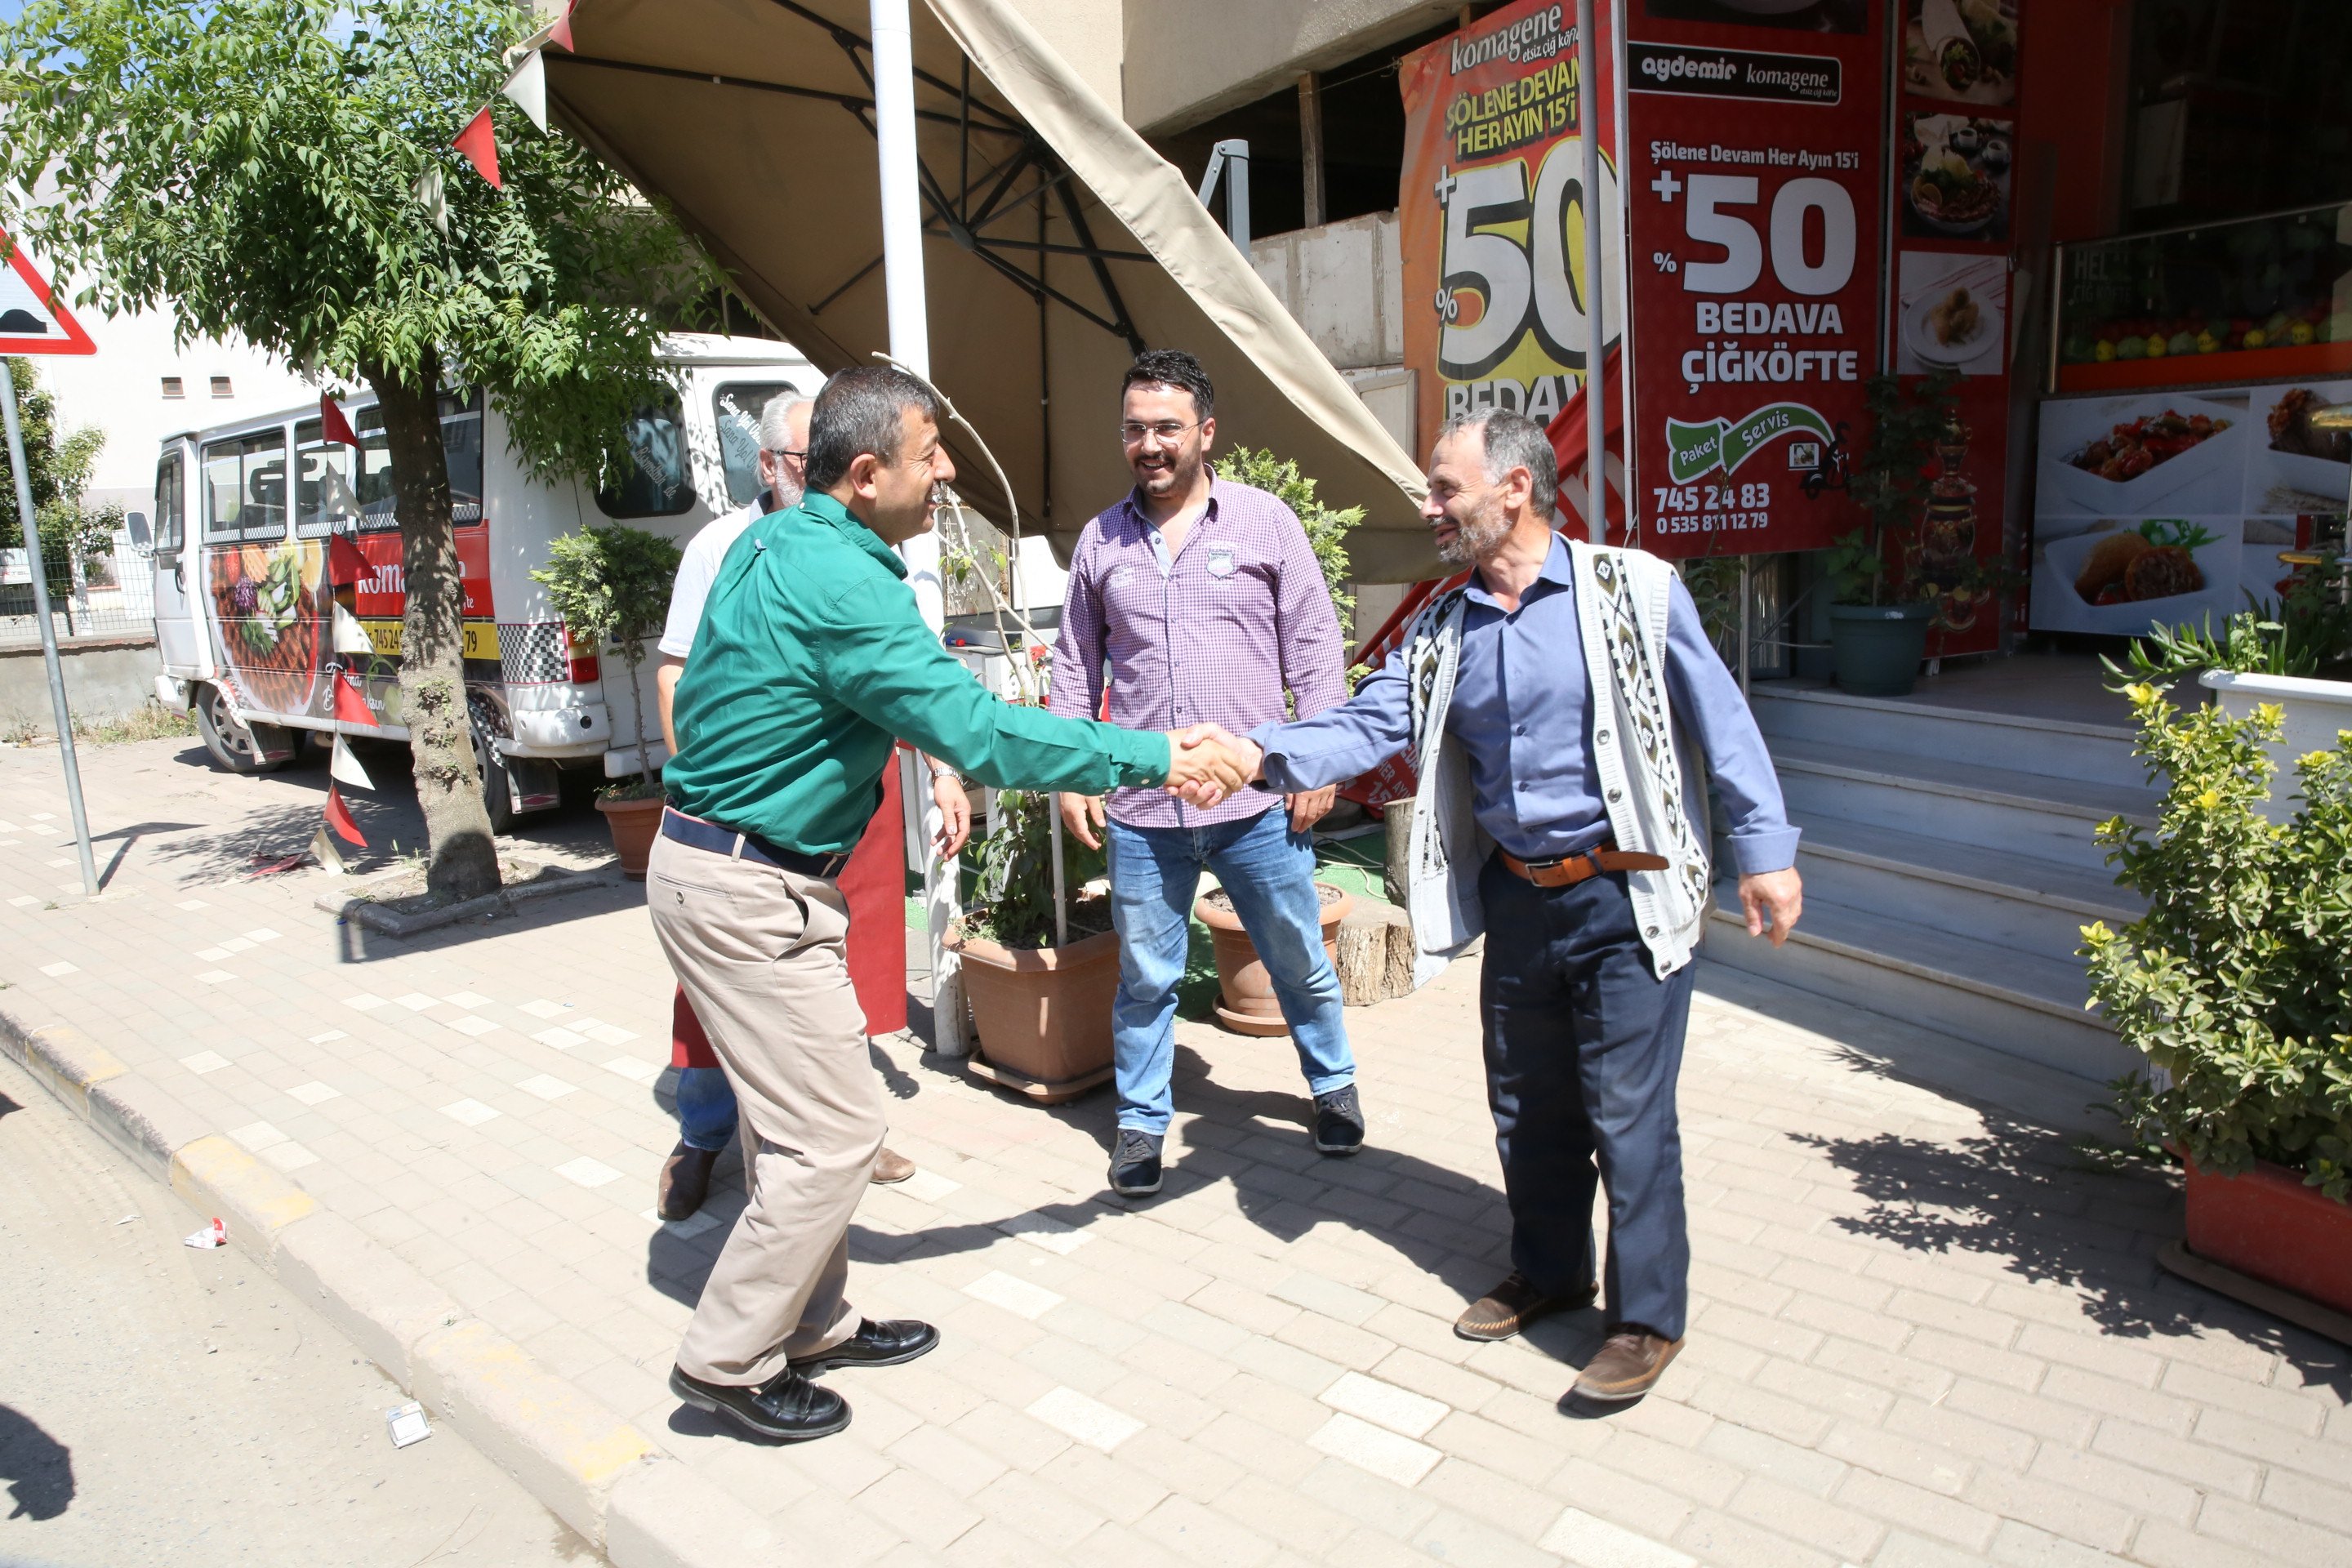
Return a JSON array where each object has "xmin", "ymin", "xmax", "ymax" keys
[{"xmin": 1183, "ymin": 409, "xmax": 1803, "ymax": 1404}]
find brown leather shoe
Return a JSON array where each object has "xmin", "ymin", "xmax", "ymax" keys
[
  {"xmin": 1573, "ymin": 1326, "xmax": 1684, "ymax": 1402},
  {"xmin": 1454, "ymin": 1272, "xmax": 1598, "ymax": 1341},
  {"xmin": 657, "ymin": 1142, "xmax": 722, "ymax": 1221},
  {"xmin": 870, "ymin": 1147, "xmax": 916, "ymax": 1185}
]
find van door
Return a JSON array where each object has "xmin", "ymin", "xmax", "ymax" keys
[{"xmin": 149, "ymin": 448, "xmax": 198, "ymax": 673}]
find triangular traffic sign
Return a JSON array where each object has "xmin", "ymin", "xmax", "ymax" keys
[{"xmin": 0, "ymin": 225, "xmax": 96, "ymax": 356}]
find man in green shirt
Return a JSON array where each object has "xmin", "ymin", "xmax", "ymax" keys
[{"xmin": 654, "ymin": 366, "xmax": 1250, "ymax": 1444}]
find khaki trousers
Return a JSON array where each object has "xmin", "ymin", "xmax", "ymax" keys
[{"xmin": 645, "ymin": 832, "xmax": 883, "ymax": 1386}]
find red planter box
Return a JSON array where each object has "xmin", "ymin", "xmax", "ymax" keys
[{"xmin": 2184, "ymin": 1158, "xmax": 2352, "ymax": 1316}]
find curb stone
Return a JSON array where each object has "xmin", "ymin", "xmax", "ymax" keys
[
  {"xmin": 0, "ymin": 1002, "xmax": 756, "ymax": 1567},
  {"xmin": 315, "ymin": 864, "xmax": 613, "ymax": 938}
]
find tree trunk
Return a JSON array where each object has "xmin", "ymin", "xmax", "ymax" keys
[{"xmin": 369, "ymin": 350, "xmax": 500, "ymax": 903}]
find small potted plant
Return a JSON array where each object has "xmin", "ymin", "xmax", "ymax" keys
[
  {"xmin": 2083, "ymin": 684, "xmax": 2352, "ymax": 1322},
  {"xmin": 950, "ymin": 786, "xmax": 1121, "ymax": 1102},
  {"xmin": 1825, "ymin": 371, "xmax": 1962, "ymax": 697},
  {"xmin": 531, "ymin": 521, "xmax": 679, "ymax": 877}
]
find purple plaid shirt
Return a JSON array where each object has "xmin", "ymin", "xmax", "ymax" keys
[{"xmin": 1049, "ymin": 475, "xmax": 1346, "ymax": 827}]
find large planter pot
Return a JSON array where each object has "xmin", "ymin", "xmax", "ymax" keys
[
  {"xmin": 1828, "ymin": 601, "xmax": 1936, "ymax": 697},
  {"xmin": 1194, "ymin": 882, "xmax": 1354, "ymax": 1036},
  {"xmin": 950, "ymin": 925, "xmax": 1120, "ymax": 1104},
  {"xmin": 596, "ymin": 793, "xmax": 665, "ymax": 880},
  {"xmin": 2200, "ymin": 670, "xmax": 2352, "ymax": 825},
  {"xmin": 2182, "ymin": 1158, "xmax": 2352, "ymax": 1318}
]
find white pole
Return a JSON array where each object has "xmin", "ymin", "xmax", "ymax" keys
[
  {"xmin": 1, "ymin": 358, "xmax": 98, "ymax": 895},
  {"xmin": 870, "ymin": 0, "xmax": 968, "ymax": 1054},
  {"xmin": 1577, "ymin": 0, "xmax": 1607, "ymax": 542}
]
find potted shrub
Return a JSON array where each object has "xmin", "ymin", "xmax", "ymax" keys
[
  {"xmin": 1826, "ymin": 371, "xmax": 1966, "ymax": 697},
  {"xmin": 1195, "ymin": 881, "xmax": 1354, "ymax": 1036},
  {"xmin": 2082, "ymin": 683, "xmax": 2352, "ymax": 1319},
  {"xmin": 531, "ymin": 522, "xmax": 680, "ymax": 878},
  {"xmin": 950, "ymin": 786, "xmax": 1120, "ymax": 1102}
]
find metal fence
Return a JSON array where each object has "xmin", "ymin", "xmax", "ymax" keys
[{"xmin": 0, "ymin": 531, "xmax": 158, "ymax": 648}]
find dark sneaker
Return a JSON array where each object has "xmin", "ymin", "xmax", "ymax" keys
[
  {"xmin": 657, "ymin": 1142, "xmax": 721, "ymax": 1221},
  {"xmin": 1572, "ymin": 1325, "xmax": 1684, "ymax": 1402},
  {"xmin": 1108, "ymin": 1128, "xmax": 1163, "ymax": 1196},
  {"xmin": 1312, "ymin": 1084, "xmax": 1365, "ymax": 1155},
  {"xmin": 789, "ymin": 1318, "xmax": 939, "ymax": 1374},
  {"xmin": 669, "ymin": 1365, "xmax": 850, "ymax": 1442},
  {"xmin": 1454, "ymin": 1271, "xmax": 1599, "ymax": 1341}
]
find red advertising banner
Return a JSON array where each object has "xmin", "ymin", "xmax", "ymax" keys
[
  {"xmin": 1399, "ymin": 0, "xmax": 1620, "ymax": 464},
  {"xmin": 1622, "ymin": 1, "xmax": 1884, "ymax": 558}
]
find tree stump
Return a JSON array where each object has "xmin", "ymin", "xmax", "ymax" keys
[{"xmin": 1336, "ymin": 897, "xmax": 1414, "ymax": 1005}]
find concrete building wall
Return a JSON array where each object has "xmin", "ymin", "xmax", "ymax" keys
[
  {"xmin": 1120, "ymin": 0, "xmax": 1459, "ymax": 133},
  {"xmin": 0, "ymin": 638, "xmax": 163, "ymax": 733},
  {"xmin": 1247, "ymin": 211, "xmax": 1405, "ymax": 372}
]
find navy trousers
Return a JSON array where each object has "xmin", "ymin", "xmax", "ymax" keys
[{"xmin": 1477, "ymin": 853, "xmax": 1695, "ymax": 1341}]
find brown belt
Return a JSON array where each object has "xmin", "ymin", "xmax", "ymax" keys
[{"xmin": 1499, "ymin": 844, "xmax": 1670, "ymax": 889}]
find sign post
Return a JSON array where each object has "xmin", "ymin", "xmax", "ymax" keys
[{"xmin": 0, "ymin": 227, "xmax": 100, "ymax": 896}]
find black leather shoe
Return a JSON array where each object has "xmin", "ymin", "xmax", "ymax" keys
[
  {"xmin": 1109, "ymin": 1128, "xmax": 1162, "ymax": 1196},
  {"xmin": 789, "ymin": 1318, "xmax": 939, "ymax": 1374},
  {"xmin": 657, "ymin": 1142, "xmax": 721, "ymax": 1221},
  {"xmin": 1312, "ymin": 1084, "xmax": 1365, "ymax": 1155},
  {"xmin": 669, "ymin": 1365, "xmax": 849, "ymax": 1442}
]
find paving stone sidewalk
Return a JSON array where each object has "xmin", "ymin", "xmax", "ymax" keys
[{"xmin": 2, "ymin": 733, "xmax": 2348, "ymax": 1568}]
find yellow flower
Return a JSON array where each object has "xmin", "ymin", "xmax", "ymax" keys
[
  {"xmin": 2197, "ymin": 790, "xmax": 2221, "ymax": 810},
  {"xmin": 2256, "ymin": 702, "xmax": 2284, "ymax": 726},
  {"xmin": 2301, "ymin": 751, "xmax": 2332, "ymax": 769},
  {"xmin": 2126, "ymin": 683, "xmax": 2158, "ymax": 707}
]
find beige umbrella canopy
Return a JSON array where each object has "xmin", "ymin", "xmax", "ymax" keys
[{"xmin": 549, "ymin": 0, "xmax": 1436, "ymax": 582}]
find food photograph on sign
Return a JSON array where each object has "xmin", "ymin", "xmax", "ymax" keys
[
  {"xmin": 1642, "ymin": 0, "xmax": 1865, "ymax": 35},
  {"xmin": 1900, "ymin": 112, "xmax": 2012, "ymax": 241},
  {"xmin": 1903, "ymin": 0, "xmax": 2019, "ymax": 106},
  {"xmin": 1895, "ymin": 251, "xmax": 2006, "ymax": 376},
  {"xmin": 2245, "ymin": 379, "xmax": 2352, "ymax": 515}
]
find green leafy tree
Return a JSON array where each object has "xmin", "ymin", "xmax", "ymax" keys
[
  {"xmin": 0, "ymin": 357, "xmax": 123, "ymax": 626},
  {"xmin": 1829, "ymin": 370, "xmax": 1958, "ymax": 607},
  {"xmin": 0, "ymin": 0, "xmax": 713, "ymax": 900},
  {"xmin": 531, "ymin": 523, "xmax": 679, "ymax": 800}
]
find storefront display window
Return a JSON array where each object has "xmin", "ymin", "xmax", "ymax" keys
[{"xmin": 2051, "ymin": 202, "xmax": 2352, "ymax": 392}]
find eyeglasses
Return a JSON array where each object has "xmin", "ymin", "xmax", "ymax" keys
[
  {"xmin": 767, "ymin": 448, "xmax": 805, "ymax": 461},
  {"xmin": 1119, "ymin": 420, "xmax": 1198, "ymax": 447}
]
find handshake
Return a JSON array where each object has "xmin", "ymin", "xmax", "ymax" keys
[{"xmin": 1160, "ymin": 723, "xmax": 1264, "ymax": 808}]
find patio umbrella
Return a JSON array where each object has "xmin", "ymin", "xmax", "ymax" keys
[{"xmin": 546, "ymin": 0, "xmax": 1437, "ymax": 581}]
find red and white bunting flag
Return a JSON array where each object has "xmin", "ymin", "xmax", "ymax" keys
[
  {"xmin": 331, "ymin": 602, "xmax": 372, "ymax": 655},
  {"xmin": 324, "ymin": 783, "xmax": 368, "ymax": 847},
  {"xmin": 501, "ymin": 50, "xmax": 547, "ymax": 135},
  {"xmin": 411, "ymin": 165, "xmax": 450, "ymax": 234},
  {"xmin": 329, "ymin": 733, "xmax": 376, "ymax": 791},
  {"xmin": 332, "ymin": 669, "xmax": 381, "ymax": 728},
  {"xmin": 319, "ymin": 392, "xmax": 361, "ymax": 448},
  {"xmin": 327, "ymin": 530, "xmax": 368, "ymax": 589},
  {"xmin": 452, "ymin": 106, "xmax": 501, "ymax": 189},
  {"xmin": 547, "ymin": 0, "xmax": 574, "ymax": 52}
]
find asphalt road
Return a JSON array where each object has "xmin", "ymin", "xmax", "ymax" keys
[{"xmin": 0, "ymin": 1051, "xmax": 598, "ymax": 1568}]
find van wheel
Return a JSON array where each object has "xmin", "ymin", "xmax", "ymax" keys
[
  {"xmin": 471, "ymin": 720, "xmax": 518, "ymax": 837},
  {"xmin": 194, "ymin": 684, "xmax": 296, "ymax": 775}
]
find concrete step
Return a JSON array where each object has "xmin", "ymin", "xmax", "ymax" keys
[
  {"xmin": 1769, "ymin": 739, "xmax": 2158, "ymax": 874},
  {"xmin": 1751, "ymin": 683, "xmax": 2148, "ymax": 791},
  {"xmin": 1791, "ymin": 817, "xmax": 2141, "ymax": 960},
  {"xmin": 1704, "ymin": 885, "xmax": 2137, "ymax": 1084}
]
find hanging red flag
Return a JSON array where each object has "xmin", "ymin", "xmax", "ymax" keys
[
  {"xmin": 547, "ymin": 0, "xmax": 574, "ymax": 52},
  {"xmin": 327, "ymin": 530, "xmax": 368, "ymax": 588},
  {"xmin": 324, "ymin": 783, "xmax": 368, "ymax": 847},
  {"xmin": 452, "ymin": 107, "xmax": 501, "ymax": 189},
  {"xmin": 332, "ymin": 668, "xmax": 381, "ymax": 728},
  {"xmin": 319, "ymin": 393, "xmax": 361, "ymax": 448}
]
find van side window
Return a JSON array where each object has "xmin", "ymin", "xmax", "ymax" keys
[
  {"xmin": 711, "ymin": 381, "xmax": 798, "ymax": 508},
  {"xmin": 349, "ymin": 390, "xmax": 486, "ymax": 531},
  {"xmin": 155, "ymin": 453, "xmax": 185, "ymax": 554},
  {"xmin": 293, "ymin": 419, "xmax": 360, "ymax": 537},
  {"xmin": 598, "ymin": 390, "xmax": 696, "ymax": 519},
  {"xmin": 203, "ymin": 430, "xmax": 289, "ymax": 541}
]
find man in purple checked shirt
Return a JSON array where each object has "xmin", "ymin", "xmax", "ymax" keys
[{"xmin": 1050, "ymin": 349, "xmax": 1362, "ymax": 1198}]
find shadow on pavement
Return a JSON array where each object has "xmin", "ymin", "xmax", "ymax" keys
[{"xmin": 0, "ymin": 1403, "xmax": 74, "ymax": 1521}]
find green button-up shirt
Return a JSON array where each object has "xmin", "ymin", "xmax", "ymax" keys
[{"xmin": 665, "ymin": 492, "xmax": 1170, "ymax": 854}]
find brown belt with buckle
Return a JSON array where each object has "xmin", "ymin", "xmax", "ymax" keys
[{"xmin": 1499, "ymin": 843, "xmax": 1671, "ymax": 888}]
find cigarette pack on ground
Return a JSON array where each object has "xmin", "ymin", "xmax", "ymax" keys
[
  {"xmin": 182, "ymin": 1217, "xmax": 227, "ymax": 1250},
  {"xmin": 385, "ymin": 1401, "xmax": 432, "ymax": 1448}
]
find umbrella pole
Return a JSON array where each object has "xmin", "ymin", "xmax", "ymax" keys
[{"xmin": 872, "ymin": 0, "xmax": 970, "ymax": 1055}]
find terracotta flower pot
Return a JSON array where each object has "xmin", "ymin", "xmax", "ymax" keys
[
  {"xmin": 596, "ymin": 793, "xmax": 665, "ymax": 880},
  {"xmin": 2183, "ymin": 1157, "xmax": 2352, "ymax": 1316},
  {"xmin": 950, "ymin": 925, "xmax": 1120, "ymax": 1104},
  {"xmin": 1193, "ymin": 881, "xmax": 1353, "ymax": 1036}
]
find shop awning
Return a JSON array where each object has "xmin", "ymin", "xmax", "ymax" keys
[{"xmin": 547, "ymin": 0, "xmax": 1437, "ymax": 581}]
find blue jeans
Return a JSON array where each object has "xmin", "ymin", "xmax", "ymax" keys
[
  {"xmin": 1478, "ymin": 853, "xmax": 1694, "ymax": 1339},
  {"xmin": 1105, "ymin": 806, "xmax": 1354, "ymax": 1136},
  {"xmin": 675, "ymin": 1066, "xmax": 738, "ymax": 1152}
]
